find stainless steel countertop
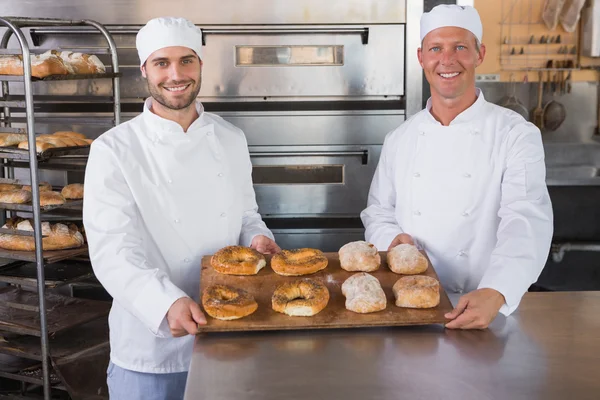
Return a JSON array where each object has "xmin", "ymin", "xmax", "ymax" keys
[{"xmin": 184, "ymin": 292, "xmax": 600, "ymax": 400}]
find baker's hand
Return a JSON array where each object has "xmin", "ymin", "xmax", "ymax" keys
[
  {"xmin": 166, "ymin": 297, "xmax": 207, "ymax": 337},
  {"xmin": 251, "ymin": 235, "xmax": 281, "ymax": 254},
  {"xmin": 388, "ymin": 233, "xmax": 415, "ymax": 251},
  {"xmin": 444, "ymin": 288, "xmax": 505, "ymax": 330}
]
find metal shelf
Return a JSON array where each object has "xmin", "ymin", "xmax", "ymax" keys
[
  {"xmin": 0, "ymin": 318, "xmax": 107, "ymax": 361},
  {"xmin": 0, "ymin": 286, "xmax": 110, "ymax": 336},
  {"xmin": 0, "ymin": 15, "xmax": 120, "ymax": 400},
  {"xmin": 0, "ymin": 199, "xmax": 83, "ymax": 213},
  {"xmin": 0, "ymin": 246, "xmax": 88, "ymax": 264},
  {"xmin": 0, "ymin": 72, "xmax": 121, "ymax": 82},
  {"xmin": 0, "ymin": 145, "xmax": 90, "ymax": 161},
  {"xmin": 0, "ymin": 260, "xmax": 93, "ymax": 288}
]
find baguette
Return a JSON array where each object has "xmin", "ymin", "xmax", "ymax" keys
[
  {"xmin": 0, "ymin": 218, "xmax": 84, "ymax": 251},
  {"xmin": 0, "ymin": 190, "xmax": 32, "ymax": 204},
  {"xmin": 61, "ymin": 183, "xmax": 84, "ymax": 200}
]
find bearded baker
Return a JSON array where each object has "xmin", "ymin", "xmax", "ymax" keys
[
  {"xmin": 361, "ymin": 5, "xmax": 553, "ymax": 329},
  {"xmin": 83, "ymin": 17, "xmax": 280, "ymax": 399}
]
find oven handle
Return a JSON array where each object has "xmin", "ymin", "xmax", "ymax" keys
[
  {"xmin": 249, "ymin": 150, "xmax": 368, "ymax": 165},
  {"xmin": 29, "ymin": 27, "xmax": 369, "ymax": 45},
  {"xmin": 202, "ymin": 28, "xmax": 369, "ymax": 45}
]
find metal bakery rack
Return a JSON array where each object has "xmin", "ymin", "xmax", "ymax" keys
[{"xmin": 0, "ymin": 16, "xmax": 120, "ymax": 400}]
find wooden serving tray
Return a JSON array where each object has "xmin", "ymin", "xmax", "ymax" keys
[{"xmin": 198, "ymin": 251, "xmax": 453, "ymax": 333}]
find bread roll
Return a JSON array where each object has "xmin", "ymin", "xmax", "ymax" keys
[
  {"xmin": 341, "ymin": 272, "xmax": 387, "ymax": 313},
  {"xmin": 0, "ymin": 218, "xmax": 84, "ymax": 251},
  {"xmin": 0, "ymin": 133, "xmax": 27, "ymax": 147},
  {"xmin": 0, "ymin": 51, "xmax": 69, "ymax": 78},
  {"xmin": 392, "ymin": 275, "xmax": 440, "ymax": 308},
  {"xmin": 61, "ymin": 183, "xmax": 84, "ymax": 200},
  {"xmin": 22, "ymin": 182, "xmax": 52, "ymax": 192},
  {"xmin": 0, "ymin": 190, "xmax": 32, "ymax": 204},
  {"xmin": 39, "ymin": 191, "xmax": 66, "ymax": 206},
  {"xmin": 339, "ymin": 241, "xmax": 381, "ymax": 272},
  {"xmin": 387, "ymin": 244, "xmax": 429, "ymax": 275}
]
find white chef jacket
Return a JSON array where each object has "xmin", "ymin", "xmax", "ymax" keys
[
  {"xmin": 360, "ymin": 89, "xmax": 553, "ymax": 316},
  {"xmin": 83, "ymin": 98, "xmax": 274, "ymax": 373}
]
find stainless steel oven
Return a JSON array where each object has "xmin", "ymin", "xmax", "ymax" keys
[{"xmin": 1, "ymin": 0, "xmax": 423, "ymax": 251}]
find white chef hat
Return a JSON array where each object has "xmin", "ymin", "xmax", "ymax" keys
[
  {"xmin": 420, "ymin": 5, "xmax": 483, "ymax": 44},
  {"xmin": 136, "ymin": 17, "xmax": 203, "ymax": 66}
]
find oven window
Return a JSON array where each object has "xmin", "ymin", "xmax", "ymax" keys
[
  {"xmin": 252, "ymin": 165, "xmax": 344, "ymax": 184},
  {"xmin": 236, "ymin": 45, "xmax": 344, "ymax": 66}
]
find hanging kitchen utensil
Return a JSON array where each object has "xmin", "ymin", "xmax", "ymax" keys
[
  {"xmin": 542, "ymin": 63, "xmax": 567, "ymax": 131},
  {"xmin": 532, "ymin": 71, "xmax": 545, "ymax": 129},
  {"xmin": 499, "ymin": 74, "xmax": 529, "ymax": 120}
]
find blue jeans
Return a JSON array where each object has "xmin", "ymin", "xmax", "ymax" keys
[{"xmin": 107, "ymin": 361, "xmax": 188, "ymax": 400}]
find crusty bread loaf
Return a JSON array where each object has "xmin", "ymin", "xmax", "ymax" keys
[
  {"xmin": 341, "ymin": 272, "xmax": 387, "ymax": 313},
  {"xmin": 39, "ymin": 191, "xmax": 66, "ymax": 206},
  {"xmin": 0, "ymin": 183, "xmax": 23, "ymax": 192},
  {"xmin": 17, "ymin": 131, "xmax": 90, "ymax": 153},
  {"xmin": 61, "ymin": 183, "xmax": 84, "ymax": 200},
  {"xmin": 0, "ymin": 189, "xmax": 32, "ymax": 204},
  {"xmin": 0, "ymin": 51, "xmax": 70, "ymax": 78},
  {"xmin": 0, "ymin": 218, "xmax": 84, "ymax": 251},
  {"xmin": 56, "ymin": 52, "xmax": 106, "ymax": 74},
  {"xmin": 22, "ymin": 181, "xmax": 52, "ymax": 192},
  {"xmin": 0, "ymin": 50, "xmax": 105, "ymax": 78},
  {"xmin": 0, "ymin": 133, "xmax": 27, "ymax": 147}
]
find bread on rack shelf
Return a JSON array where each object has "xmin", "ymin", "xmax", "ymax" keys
[
  {"xmin": 61, "ymin": 183, "xmax": 84, "ymax": 200},
  {"xmin": 0, "ymin": 133, "xmax": 27, "ymax": 147},
  {"xmin": 22, "ymin": 181, "xmax": 53, "ymax": 192},
  {"xmin": 0, "ymin": 182, "xmax": 23, "ymax": 191},
  {"xmin": 16, "ymin": 131, "xmax": 93, "ymax": 152},
  {"xmin": 54, "ymin": 51, "xmax": 106, "ymax": 74},
  {"xmin": 0, "ymin": 189, "xmax": 32, "ymax": 204},
  {"xmin": 0, "ymin": 217, "xmax": 85, "ymax": 251},
  {"xmin": 0, "ymin": 49, "xmax": 106, "ymax": 78}
]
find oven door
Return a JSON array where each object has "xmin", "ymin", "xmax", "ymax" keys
[
  {"xmin": 200, "ymin": 24, "xmax": 405, "ymax": 100},
  {"xmin": 250, "ymin": 144, "xmax": 381, "ymax": 217}
]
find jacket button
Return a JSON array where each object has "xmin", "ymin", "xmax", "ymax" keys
[
  {"xmin": 184, "ymin": 258, "xmax": 190, "ymax": 263},
  {"xmin": 217, "ymin": 173, "xmax": 223, "ymax": 177},
  {"xmin": 174, "ymin": 219, "xmax": 180, "ymax": 223},
  {"xmin": 221, "ymin": 213, "xmax": 227, "ymax": 217},
  {"xmin": 413, "ymin": 172, "xmax": 421, "ymax": 178},
  {"xmin": 419, "ymin": 131, "xmax": 425, "ymax": 136},
  {"xmin": 167, "ymin": 179, "xmax": 173, "ymax": 184},
  {"xmin": 413, "ymin": 210, "xmax": 421, "ymax": 216},
  {"xmin": 463, "ymin": 173, "xmax": 471, "ymax": 178},
  {"xmin": 461, "ymin": 211, "xmax": 470, "ymax": 217},
  {"xmin": 458, "ymin": 250, "xmax": 467, "ymax": 257}
]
